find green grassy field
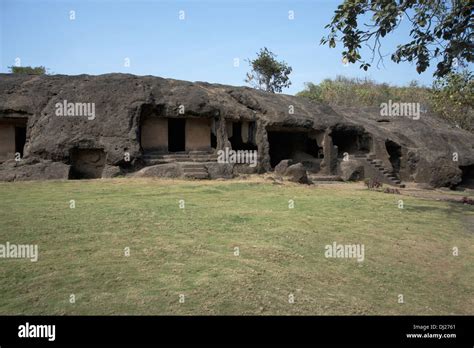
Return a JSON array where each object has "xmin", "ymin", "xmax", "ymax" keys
[{"xmin": 0, "ymin": 178, "xmax": 472, "ymax": 315}]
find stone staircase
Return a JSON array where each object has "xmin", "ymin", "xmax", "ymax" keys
[
  {"xmin": 142, "ymin": 150, "xmax": 216, "ymax": 179},
  {"xmin": 355, "ymin": 154, "xmax": 405, "ymax": 188},
  {"xmin": 181, "ymin": 162, "xmax": 209, "ymax": 179},
  {"xmin": 142, "ymin": 150, "xmax": 218, "ymax": 165}
]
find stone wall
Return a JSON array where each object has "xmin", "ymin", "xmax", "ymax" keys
[
  {"xmin": 141, "ymin": 118, "xmax": 168, "ymax": 152},
  {"xmin": 0, "ymin": 124, "xmax": 16, "ymax": 163},
  {"xmin": 185, "ymin": 118, "xmax": 211, "ymax": 151}
]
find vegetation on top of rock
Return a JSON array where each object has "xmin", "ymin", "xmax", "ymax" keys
[
  {"xmin": 432, "ymin": 70, "xmax": 473, "ymax": 131},
  {"xmin": 297, "ymin": 73, "xmax": 473, "ymax": 132},
  {"xmin": 321, "ymin": 0, "xmax": 473, "ymax": 78},
  {"xmin": 297, "ymin": 76, "xmax": 432, "ymax": 108},
  {"xmin": 245, "ymin": 47, "xmax": 292, "ymax": 93},
  {"xmin": 8, "ymin": 66, "xmax": 47, "ymax": 75}
]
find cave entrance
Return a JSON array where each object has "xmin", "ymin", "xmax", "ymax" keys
[
  {"xmin": 267, "ymin": 130, "xmax": 322, "ymax": 169},
  {"xmin": 168, "ymin": 118, "xmax": 186, "ymax": 152},
  {"xmin": 0, "ymin": 119, "xmax": 27, "ymax": 162},
  {"xmin": 15, "ymin": 126, "xmax": 26, "ymax": 157},
  {"xmin": 385, "ymin": 140, "xmax": 402, "ymax": 174},
  {"xmin": 229, "ymin": 121, "xmax": 257, "ymax": 151},
  {"xmin": 459, "ymin": 164, "xmax": 474, "ymax": 188},
  {"xmin": 211, "ymin": 132, "xmax": 217, "ymax": 149},
  {"xmin": 331, "ymin": 127, "xmax": 371, "ymax": 158},
  {"xmin": 69, "ymin": 149, "xmax": 106, "ymax": 179},
  {"xmin": 210, "ymin": 118, "xmax": 218, "ymax": 150}
]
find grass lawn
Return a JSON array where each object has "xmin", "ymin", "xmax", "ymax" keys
[{"xmin": 0, "ymin": 178, "xmax": 472, "ymax": 315}]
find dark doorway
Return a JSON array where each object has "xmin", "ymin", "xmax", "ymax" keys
[
  {"xmin": 69, "ymin": 149, "xmax": 106, "ymax": 179},
  {"xmin": 229, "ymin": 122, "xmax": 257, "ymax": 151},
  {"xmin": 211, "ymin": 132, "xmax": 217, "ymax": 149},
  {"xmin": 268, "ymin": 131, "xmax": 321, "ymax": 168},
  {"xmin": 385, "ymin": 140, "xmax": 402, "ymax": 174},
  {"xmin": 168, "ymin": 118, "xmax": 185, "ymax": 152},
  {"xmin": 15, "ymin": 126, "xmax": 26, "ymax": 157},
  {"xmin": 331, "ymin": 127, "xmax": 371, "ymax": 158},
  {"xmin": 459, "ymin": 165, "xmax": 474, "ymax": 188}
]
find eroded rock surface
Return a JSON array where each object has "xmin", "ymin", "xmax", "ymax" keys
[{"xmin": 0, "ymin": 73, "xmax": 473, "ymax": 186}]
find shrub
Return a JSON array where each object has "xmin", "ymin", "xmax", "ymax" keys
[
  {"xmin": 364, "ymin": 178, "xmax": 382, "ymax": 190},
  {"xmin": 8, "ymin": 66, "xmax": 46, "ymax": 75},
  {"xmin": 461, "ymin": 196, "xmax": 474, "ymax": 205}
]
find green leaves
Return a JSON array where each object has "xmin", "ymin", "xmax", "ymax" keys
[
  {"xmin": 322, "ymin": 0, "xmax": 473, "ymax": 78},
  {"xmin": 245, "ymin": 48, "xmax": 292, "ymax": 93},
  {"xmin": 8, "ymin": 66, "xmax": 46, "ymax": 75},
  {"xmin": 432, "ymin": 70, "xmax": 473, "ymax": 131}
]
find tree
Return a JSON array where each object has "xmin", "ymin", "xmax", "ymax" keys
[
  {"xmin": 8, "ymin": 66, "xmax": 46, "ymax": 75},
  {"xmin": 245, "ymin": 47, "xmax": 292, "ymax": 93},
  {"xmin": 321, "ymin": 0, "xmax": 473, "ymax": 78},
  {"xmin": 432, "ymin": 70, "xmax": 473, "ymax": 131}
]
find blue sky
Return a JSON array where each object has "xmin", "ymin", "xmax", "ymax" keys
[{"xmin": 1, "ymin": 0, "xmax": 439, "ymax": 95}]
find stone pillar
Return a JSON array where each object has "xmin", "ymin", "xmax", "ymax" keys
[
  {"xmin": 216, "ymin": 115, "xmax": 231, "ymax": 152},
  {"xmin": 256, "ymin": 119, "xmax": 271, "ymax": 172},
  {"xmin": 320, "ymin": 130, "xmax": 338, "ymax": 175},
  {"xmin": 241, "ymin": 121, "xmax": 249, "ymax": 143}
]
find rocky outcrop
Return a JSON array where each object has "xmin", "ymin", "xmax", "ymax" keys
[
  {"xmin": 205, "ymin": 162, "xmax": 234, "ymax": 179},
  {"xmin": 413, "ymin": 158, "xmax": 463, "ymax": 188},
  {"xmin": 133, "ymin": 163, "xmax": 182, "ymax": 178},
  {"xmin": 275, "ymin": 159, "xmax": 293, "ymax": 176},
  {"xmin": 102, "ymin": 165, "xmax": 122, "ymax": 178},
  {"xmin": 0, "ymin": 158, "xmax": 70, "ymax": 181},
  {"xmin": 284, "ymin": 163, "xmax": 310, "ymax": 184},
  {"xmin": 0, "ymin": 73, "xmax": 473, "ymax": 186},
  {"xmin": 340, "ymin": 160, "xmax": 364, "ymax": 181}
]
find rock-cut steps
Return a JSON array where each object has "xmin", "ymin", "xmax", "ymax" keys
[
  {"xmin": 181, "ymin": 162, "xmax": 209, "ymax": 179},
  {"xmin": 142, "ymin": 151, "xmax": 217, "ymax": 165},
  {"xmin": 142, "ymin": 151, "xmax": 214, "ymax": 179},
  {"xmin": 356, "ymin": 154, "xmax": 405, "ymax": 188}
]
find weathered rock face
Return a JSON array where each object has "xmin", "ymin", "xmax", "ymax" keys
[
  {"xmin": 284, "ymin": 163, "xmax": 310, "ymax": 184},
  {"xmin": 413, "ymin": 158, "xmax": 463, "ymax": 188},
  {"xmin": 133, "ymin": 163, "xmax": 182, "ymax": 178},
  {"xmin": 102, "ymin": 165, "xmax": 122, "ymax": 178},
  {"xmin": 205, "ymin": 162, "xmax": 234, "ymax": 179},
  {"xmin": 0, "ymin": 158, "xmax": 70, "ymax": 181},
  {"xmin": 0, "ymin": 73, "xmax": 473, "ymax": 187},
  {"xmin": 340, "ymin": 160, "xmax": 364, "ymax": 181},
  {"xmin": 274, "ymin": 159, "xmax": 293, "ymax": 176}
]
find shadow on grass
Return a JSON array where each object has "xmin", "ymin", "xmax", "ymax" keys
[{"xmin": 405, "ymin": 200, "xmax": 473, "ymax": 220}]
